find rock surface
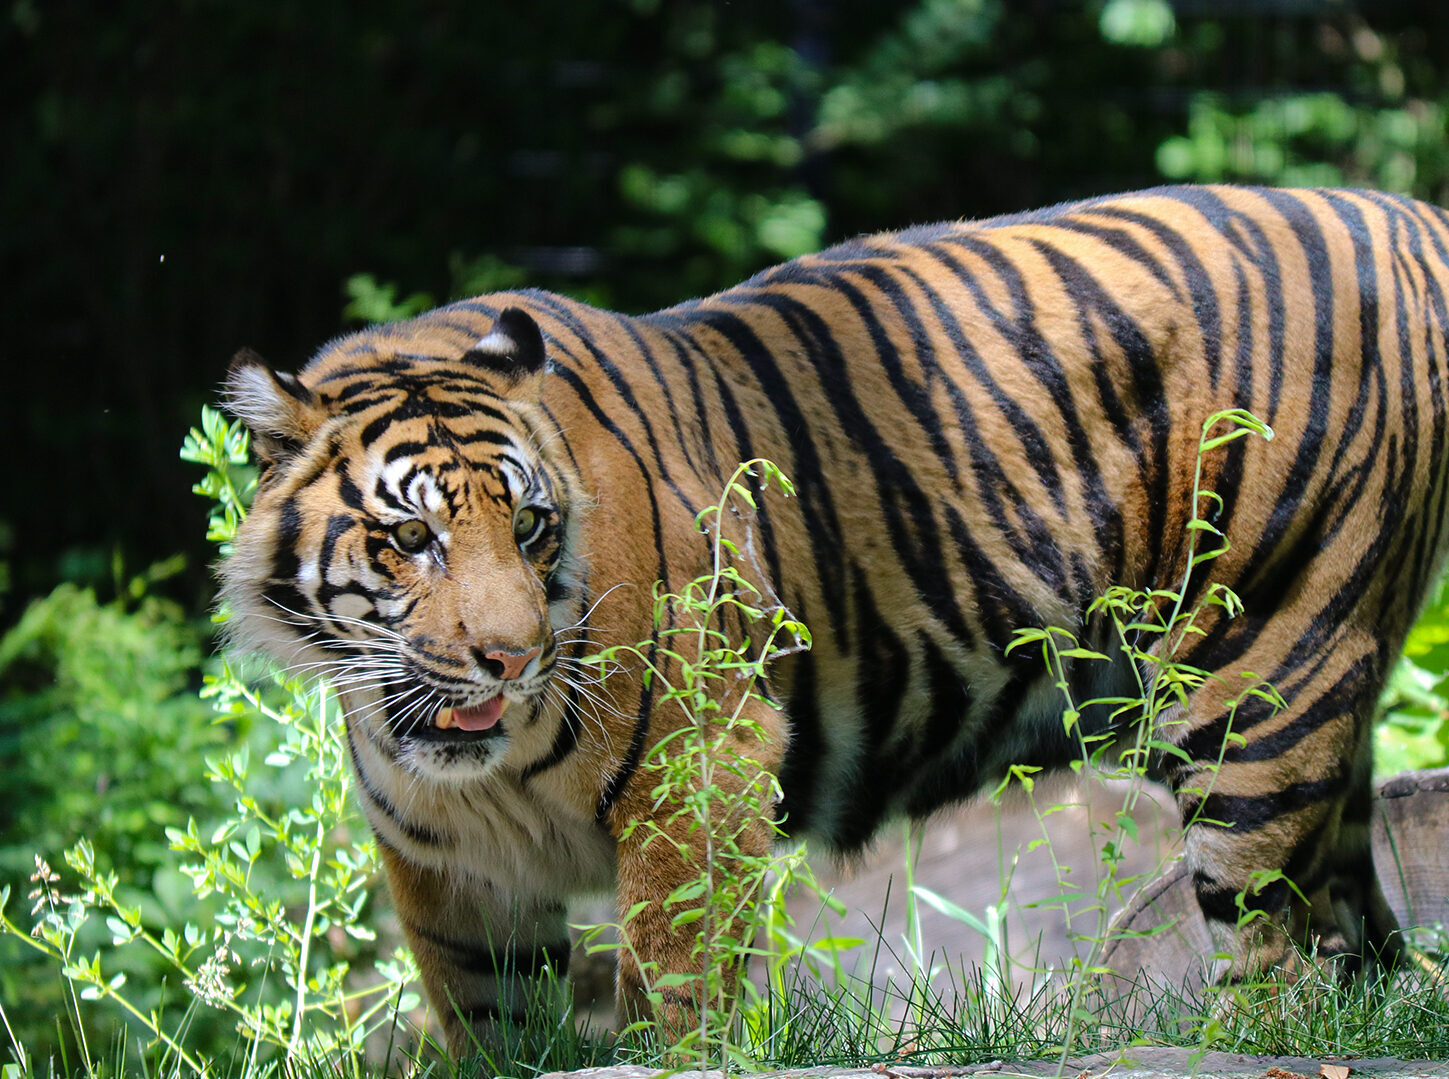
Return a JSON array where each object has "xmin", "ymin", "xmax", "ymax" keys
[{"xmin": 537, "ymin": 1050, "xmax": 1449, "ymax": 1079}]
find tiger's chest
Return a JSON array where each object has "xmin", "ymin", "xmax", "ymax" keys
[{"xmin": 349, "ymin": 725, "xmax": 618, "ymax": 897}]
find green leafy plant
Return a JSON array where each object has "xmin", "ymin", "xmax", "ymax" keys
[
  {"xmin": 1376, "ymin": 578, "xmax": 1449, "ymax": 773},
  {"xmin": 0, "ymin": 408, "xmax": 421, "ymax": 1075},
  {"xmin": 0, "ymin": 563, "xmax": 225, "ymax": 1062},
  {"xmin": 994, "ymin": 409, "xmax": 1282, "ymax": 1055},
  {"xmin": 342, "ymin": 274, "xmax": 435, "ymax": 325}
]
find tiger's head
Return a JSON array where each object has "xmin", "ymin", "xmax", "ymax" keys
[{"xmin": 219, "ymin": 306, "xmax": 584, "ymax": 782}]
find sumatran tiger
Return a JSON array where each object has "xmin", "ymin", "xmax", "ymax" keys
[{"xmin": 219, "ymin": 185, "xmax": 1447, "ymax": 1054}]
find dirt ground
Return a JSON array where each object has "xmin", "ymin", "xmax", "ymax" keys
[
  {"xmin": 537, "ymin": 1052, "xmax": 1449, "ymax": 1078},
  {"xmin": 558, "ymin": 771, "xmax": 1449, "ymax": 1078}
]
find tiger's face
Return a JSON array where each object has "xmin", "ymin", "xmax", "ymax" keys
[{"xmin": 220, "ymin": 308, "xmax": 581, "ymax": 781}]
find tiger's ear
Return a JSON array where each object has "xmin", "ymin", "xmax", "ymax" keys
[
  {"xmin": 459, "ymin": 307, "xmax": 547, "ymax": 398},
  {"xmin": 224, "ymin": 348, "xmax": 325, "ymax": 466}
]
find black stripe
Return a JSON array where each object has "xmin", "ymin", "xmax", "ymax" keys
[
  {"xmin": 694, "ymin": 336, "xmax": 796, "ymax": 648},
  {"xmin": 1054, "ymin": 212, "xmax": 1186, "ymax": 305},
  {"xmin": 525, "ymin": 294, "xmax": 701, "ymax": 523},
  {"xmin": 1238, "ymin": 190, "xmax": 1338, "ymax": 597},
  {"xmin": 940, "ymin": 502, "xmax": 1033, "ymax": 652},
  {"xmin": 450, "ymin": 999, "xmax": 527, "ymax": 1027},
  {"xmin": 520, "ymin": 679, "xmax": 585, "ymax": 783},
  {"xmin": 1183, "ymin": 775, "xmax": 1342, "ymax": 836},
  {"xmin": 829, "ymin": 565, "xmax": 911, "ymax": 850},
  {"xmin": 372, "ymin": 472, "xmax": 410, "ymax": 514},
  {"xmin": 336, "ymin": 461, "xmax": 368, "ymax": 512},
  {"xmin": 261, "ymin": 581, "xmax": 314, "ymax": 622},
  {"xmin": 344, "ymin": 728, "xmax": 452, "ymax": 846},
  {"xmin": 775, "ymin": 648, "xmax": 822, "ymax": 836},
  {"xmin": 318, "ymin": 512, "xmax": 354, "ymax": 568},
  {"xmin": 923, "ymin": 239, "xmax": 1079, "ymax": 517},
  {"xmin": 653, "ymin": 305, "xmax": 850, "ymax": 647},
  {"xmin": 1170, "ymin": 186, "xmax": 1290, "ymax": 423},
  {"xmin": 749, "ymin": 292, "xmax": 977, "ymax": 648},
  {"xmin": 360, "ymin": 399, "xmax": 419, "ymax": 447},
  {"xmin": 1027, "ymin": 238, "xmax": 1171, "ymax": 587},
  {"xmin": 611, "ymin": 312, "xmax": 708, "ymax": 480},
  {"xmin": 530, "ymin": 361, "xmax": 666, "ymax": 822},
  {"xmin": 406, "ymin": 921, "xmax": 571, "ymax": 978},
  {"xmin": 271, "ymin": 498, "xmax": 304, "ymax": 580},
  {"xmin": 658, "ymin": 324, "xmax": 724, "ymax": 479},
  {"xmin": 828, "ymin": 265, "xmax": 963, "ymax": 486},
  {"xmin": 1194, "ymin": 871, "xmax": 1290, "ymax": 924},
  {"xmin": 1212, "ymin": 654, "xmax": 1368, "ymax": 765},
  {"xmin": 902, "ymin": 636, "xmax": 978, "ymax": 816},
  {"xmin": 916, "ymin": 240, "xmax": 1123, "ymax": 591},
  {"xmin": 1085, "ymin": 203, "xmax": 1222, "ymax": 386},
  {"xmin": 384, "ymin": 439, "xmax": 430, "ymax": 463}
]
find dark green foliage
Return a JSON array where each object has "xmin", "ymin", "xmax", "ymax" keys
[
  {"xmin": 10, "ymin": 2, "xmax": 1449, "ymax": 612},
  {"xmin": 0, "ymin": 574, "xmax": 226, "ymax": 1054},
  {"xmin": 0, "ymin": 573, "xmax": 217, "ymax": 880},
  {"xmin": 1378, "ymin": 578, "xmax": 1449, "ymax": 772}
]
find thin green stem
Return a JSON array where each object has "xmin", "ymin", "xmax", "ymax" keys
[
  {"xmin": 285, "ymin": 818, "xmax": 327, "ymax": 1064},
  {"xmin": 88, "ymin": 984, "xmax": 210, "ymax": 1078}
]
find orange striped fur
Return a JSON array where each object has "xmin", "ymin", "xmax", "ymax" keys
[{"xmin": 221, "ymin": 186, "xmax": 1449, "ymax": 1051}]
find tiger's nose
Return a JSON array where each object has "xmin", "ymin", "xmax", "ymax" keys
[{"xmin": 474, "ymin": 645, "xmax": 541, "ymax": 681}]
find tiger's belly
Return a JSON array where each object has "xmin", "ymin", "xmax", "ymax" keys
[{"xmin": 776, "ymin": 620, "xmax": 1137, "ymax": 852}]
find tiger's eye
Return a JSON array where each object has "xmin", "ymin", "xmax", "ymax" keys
[
  {"xmin": 514, "ymin": 506, "xmax": 544, "ymax": 547},
  {"xmin": 394, "ymin": 519, "xmax": 432, "ymax": 553}
]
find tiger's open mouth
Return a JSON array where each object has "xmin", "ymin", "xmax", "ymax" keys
[
  {"xmin": 436, "ymin": 698, "xmax": 506, "ymax": 731},
  {"xmin": 396, "ymin": 695, "xmax": 511, "ymax": 743}
]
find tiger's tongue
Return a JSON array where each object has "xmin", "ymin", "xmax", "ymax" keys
[{"xmin": 451, "ymin": 697, "xmax": 504, "ymax": 731}]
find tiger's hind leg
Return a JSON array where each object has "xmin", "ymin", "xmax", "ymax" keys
[{"xmin": 1167, "ymin": 622, "xmax": 1400, "ymax": 984}]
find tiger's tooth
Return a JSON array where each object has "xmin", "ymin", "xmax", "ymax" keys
[
  {"xmin": 436, "ymin": 706, "xmax": 455, "ymax": 729},
  {"xmin": 497, "ymin": 699, "xmax": 509, "ymax": 718}
]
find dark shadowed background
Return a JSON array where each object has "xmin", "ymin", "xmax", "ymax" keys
[{"xmin": 7, "ymin": 0, "xmax": 1449, "ymax": 617}]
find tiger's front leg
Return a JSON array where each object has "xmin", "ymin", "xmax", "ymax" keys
[
  {"xmin": 378, "ymin": 842, "xmax": 571, "ymax": 1057},
  {"xmin": 608, "ymin": 700, "xmax": 786, "ymax": 1050},
  {"xmin": 611, "ymin": 810, "xmax": 778, "ymax": 1049}
]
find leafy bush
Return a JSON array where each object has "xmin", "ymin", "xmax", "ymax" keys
[
  {"xmin": 0, "ymin": 567, "xmax": 228, "ymax": 1057},
  {"xmin": 0, "ymin": 411, "xmax": 417, "ymax": 1075},
  {"xmin": 1377, "ymin": 578, "xmax": 1449, "ymax": 774}
]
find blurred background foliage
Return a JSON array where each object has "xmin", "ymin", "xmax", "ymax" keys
[{"xmin": 5, "ymin": 0, "xmax": 1449, "ymax": 1061}]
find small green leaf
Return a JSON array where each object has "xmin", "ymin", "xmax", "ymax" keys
[
  {"xmin": 912, "ymin": 886, "xmax": 992, "ymax": 934},
  {"xmin": 105, "ymin": 917, "xmax": 134, "ymax": 944}
]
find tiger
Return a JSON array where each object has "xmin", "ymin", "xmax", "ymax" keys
[{"xmin": 218, "ymin": 185, "xmax": 1449, "ymax": 1055}]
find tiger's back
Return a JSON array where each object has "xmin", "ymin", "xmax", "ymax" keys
[
  {"xmin": 645, "ymin": 186, "xmax": 1449, "ymax": 854},
  {"xmin": 221, "ymin": 185, "xmax": 1449, "ymax": 1050}
]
